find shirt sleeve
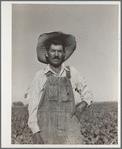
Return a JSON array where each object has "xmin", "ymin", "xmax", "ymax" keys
[
  {"xmin": 28, "ymin": 73, "xmax": 42, "ymax": 134},
  {"xmin": 71, "ymin": 67, "xmax": 93, "ymax": 107}
]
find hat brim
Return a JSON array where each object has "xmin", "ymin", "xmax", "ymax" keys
[{"xmin": 36, "ymin": 32, "xmax": 76, "ymax": 64}]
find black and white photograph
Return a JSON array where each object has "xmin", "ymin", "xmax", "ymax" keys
[{"xmin": 2, "ymin": 1, "xmax": 120, "ymax": 147}]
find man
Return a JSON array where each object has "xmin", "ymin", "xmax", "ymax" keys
[{"xmin": 28, "ymin": 31, "xmax": 93, "ymax": 144}]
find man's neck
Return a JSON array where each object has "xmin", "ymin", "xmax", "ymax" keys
[{"xmin": 49, "ymin": 65, "xmax": 62, "ymax": 75}]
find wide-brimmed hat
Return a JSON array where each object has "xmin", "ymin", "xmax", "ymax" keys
[{"xmin": 36, "ymin": 31, "xmax": 76, "ymax": 64}]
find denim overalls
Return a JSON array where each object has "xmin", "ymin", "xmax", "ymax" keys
[{"xmin": 37, "ymin": 67, "xmax": 83, "ymax": 144}]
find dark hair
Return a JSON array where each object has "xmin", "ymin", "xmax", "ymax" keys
[{"xmin": 46, "ymin": 38, "xmax": 65, "ymax": 52}]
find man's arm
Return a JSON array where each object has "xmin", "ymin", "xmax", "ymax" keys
[
  {"xmin": 70, "ymin": 67, "xmax": 93, "ymax": 120},
  {"xmin": 28, "ymin": 73, "xmax": 44, "ymax": 144}
]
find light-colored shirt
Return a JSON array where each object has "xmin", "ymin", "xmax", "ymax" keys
[{"xmin": 28, "ymin": 64, "xmax": 93, "ymax": 134}]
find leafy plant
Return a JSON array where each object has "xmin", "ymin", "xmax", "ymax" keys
[{"xmin": 11, "ymin": 102, "xmax": 118, "ymax": 144}]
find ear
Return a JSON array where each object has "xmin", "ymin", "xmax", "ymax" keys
[{"xmin": 45, "ymin": 52, "xmax": 48, "ymax": 57}]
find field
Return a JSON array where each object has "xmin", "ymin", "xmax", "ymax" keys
[{"xmin": 12, "ymin": 102, "xmax": 118, "ymax": 144}]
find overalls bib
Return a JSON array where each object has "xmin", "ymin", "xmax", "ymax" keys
[{"xmin": 37, "ymin": 68, "xmax": 83, "ymax": 144}]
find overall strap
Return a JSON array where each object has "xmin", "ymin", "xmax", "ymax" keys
[{"xmin": 65, "ymin": 66, "xmax": 71, "ymax": 79}]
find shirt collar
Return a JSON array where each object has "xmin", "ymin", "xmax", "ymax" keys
[{"xmin": 44, "ymin": 63, "xmax": 69, "ymax": 76}]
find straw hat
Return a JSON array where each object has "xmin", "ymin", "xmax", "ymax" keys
[{"xmin": 36, "ymin": 31, "xmax": 76, "ymax": 64}]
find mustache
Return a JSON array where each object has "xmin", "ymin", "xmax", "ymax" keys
[{"xmin": 52, "ymin": 56, "xmax": 60, "ymax": 60}]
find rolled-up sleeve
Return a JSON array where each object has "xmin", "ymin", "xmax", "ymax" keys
[
  {"xmin": 76, "ymin": 76, "xmax": 93, "ymax": 107},
  {"xmin": 28, "ymin": 74, "xmax": 42, "ymax": 134}
]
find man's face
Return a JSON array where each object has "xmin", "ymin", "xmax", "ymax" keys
[{"xmin": 46, "ymin": 44, "xmax": 65, "ymax": 67}]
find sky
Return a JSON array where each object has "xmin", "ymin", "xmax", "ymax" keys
[{"xmin": 11, "ymin": 2, "xmax": 120, "ymax": 105}]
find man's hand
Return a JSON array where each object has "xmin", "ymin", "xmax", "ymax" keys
[
  {"xmin": 33, "ymin": 131, "xmax": 44, "ymax": 144},
  {"xmin": 70, "ymin": 101, "xmax": 88, "ymax": 121}
]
